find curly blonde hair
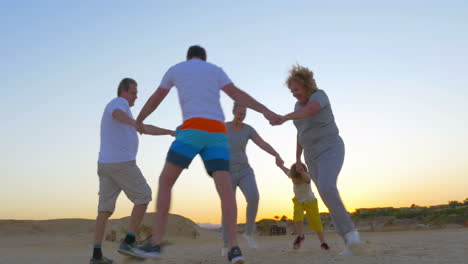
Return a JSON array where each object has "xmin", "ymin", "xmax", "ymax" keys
[
  {"xmin": 290, "ymin": 163, "xmax": 308, "ymax": 179},
  {"xmin": 286, "ymin": 64, "xmax": 318, "ymax": 95}
]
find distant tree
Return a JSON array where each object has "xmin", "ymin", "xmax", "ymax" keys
[
  {"xmin": 274, "ymin": 215, "xmax": 280, "ymax": 221},
  {"xmin": 280, "ymin": 215, "xmax": 289, "ymax": 222},
  {"xmin": 411, "ymin": 204, "xmax": 417, "ymax": 208},
  {"xmin": 448, "ymin": 200, "xmax": 461, "ymax": 208},
  {"xmin": 464, "ymin": 198, "xmax": 468, "ymax": 205}
]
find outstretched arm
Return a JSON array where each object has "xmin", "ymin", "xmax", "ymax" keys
[
  {"xmin": 143, "ymin": 125, "xmax": 175, "ymax": 136},
  {"xmin": 278, "ymin": 164, "xmax": 291, "ymax": 178},
  {"xmin": 135, "ymin": 87, "xmax": 170, "ymax": 133},
  {"xmin": 295, "ymin": 135, "xmax": 305, "ymax": 174},
  {"xmin": 251, "ymin": 135, "xmax": 284, "ymax": 167},
  {"xmin": 222, "ymin": 83, "xmax": 281, "ymax": 124},
  {"xmin": 284, "ymin": 101, "xmax": 321, "ymax": 121}
]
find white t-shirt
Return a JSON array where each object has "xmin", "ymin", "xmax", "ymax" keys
[
  {"xmin": 288, "ymin": 171, "xmax": 316, "ymax": 203},
  {"xmin": 98, "ymin": 97, "xmax": 138, "ymax": 163},
  {"xmin": 293, "ymin": 183, "xmax": 316, "ymax": 203},
  {"xmin": 159, "ymin": 59, "xmax": 232, "ymax": 122}
]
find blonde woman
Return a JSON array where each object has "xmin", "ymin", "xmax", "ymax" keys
[
  {"xmin": 221, "ymin": 103, "xmax": 284, "ymax": 255},
  {"xmin": 277, "ymin": 65, "xmax": 362, "ymax": 255}
]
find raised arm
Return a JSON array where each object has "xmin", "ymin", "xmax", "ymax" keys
[
  {"xmin": 135, "ymin": 87, "xmax": 170, "ymax": 133},
  {"xmin": 251, "ymin": 135, "xmax": 284, "ymax": 167},
  {"xmin": 278, "ymin": 164, "xmax": 291, "ymax": 178},
  {"xmin": 222, "ymin": 83, "xmax": 281, "ymax": 124},
  {"xmin": 285, "ymin": 101, "xmax": 321, "ymax": 121},
  {"xmin": 295, "ymin": 135, "xmax": 305, "ymax": 174}
]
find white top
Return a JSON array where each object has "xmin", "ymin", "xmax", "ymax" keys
[
  {"xmin": 159, "ymin": 59, "xmax": 232, "ymax": 122},
  {"xmin": 293, "ymin": 183, "xmax": 316, "ymax": 203},
  {"xmin": 98, "ymin": 97, "xmax": 138, "ymax": 163}
]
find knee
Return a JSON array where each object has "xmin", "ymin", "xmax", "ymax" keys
[
  {"xmin": 318, "ymin": 185, "xmax": 338, "ymax": 198},
  {"xmin": 247, "ymin": 192, "xmax": 259, "ymax": 205},
  {"xmin": 98, "ymin": 211, "xmax": 113, "ymax": 219}
]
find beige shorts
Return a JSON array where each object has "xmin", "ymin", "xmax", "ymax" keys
[{"xmin": 97, "ymin": 160, "xmax": 152, "ymax": 212}]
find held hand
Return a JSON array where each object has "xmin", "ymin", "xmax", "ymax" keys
[
  {"xmin": 135, "ymin": 121, "xmax": 145, "ymax": 134},
  {"xmin": 264, "ymin": 111, "xmax": 284, "ymax": 126},
  {"xmin": 170, "ymin": 130, "xmax": 176, "ymax": 137},
  {"xmin": 263, "ymin": 110, "xmax": 275, "ymax": 123},
  {"xmin": 270, "ymin": 115, "xmax": 287, "ymax": 126}
]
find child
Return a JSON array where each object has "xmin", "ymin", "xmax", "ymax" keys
[{"xmin": 279, "ymin": 163, "xmax": 330, "ymax": 250}]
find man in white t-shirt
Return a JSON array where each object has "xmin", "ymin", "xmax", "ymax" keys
[
  {"xmin": 91, "ymin": 78, "xmax": 175, "ymax": 264},
  {"xmin": 132, "ymin": 46, "xmax": 282, "ymax": 264}
]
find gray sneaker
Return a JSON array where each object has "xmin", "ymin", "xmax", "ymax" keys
[
  {"xmin": 117, "ymin": 240, "xmax": 138, "ymax": 257},
  {"xmin": 89, "ymin": 257, "xmax": 113, "ymax": 264},
  {"xmin": 133, "ymin": 242, "xmax": 162, "ymax": 259}
]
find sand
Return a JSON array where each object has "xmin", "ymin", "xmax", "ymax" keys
[{"xmin": 0, "ymin": 217, "xmax": 467, "ymax": 264}]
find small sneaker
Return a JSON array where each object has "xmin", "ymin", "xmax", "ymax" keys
[
  {"xmin": 117, "ymin": 240, "xmax": 138, "ymax": 257},
  {"xmin": 89, "ymin": 257, "xmax": 113, "ymax": 264},
  {"xmin": 133, "ymin": 242, "xmax": 162, "ymax": 259},
  {"xmin": 227, "ymin": 246, "xmax": 244, "ymax": 264},
  {"xmin": 221, "ymin": 247, "xmax": 228, "ymax": 257},
  {"xmin": 321, "ymin": 242, "xmax": 330, "ymax": 251},
  {"xmin": 345, "ymin": 230, "xmax": 361, "ymax": 245},
  {"xmin": 340, "ymin": 230, "xmax": 365, "ymax": 256},
  {"xmin": 293, "ymin": 235, "xmax": 305, "ymax": 249},
  {"xmin": 242, "ymin": 233, "xmax": 257, "ymax": 249},
  {"xmin": 339, "ymin": 246, "xmax": 353, "ymax": 256}
]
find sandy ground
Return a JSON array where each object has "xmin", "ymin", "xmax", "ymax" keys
[{"xmin": 1, "ymin": 228, "xmax": 467, "ymax": 264}]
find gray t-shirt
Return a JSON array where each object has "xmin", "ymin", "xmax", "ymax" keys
[
  {"xmin": 293, "ymin": 90, "xmax": 341, "ymax": 157},
  {"xmin": 226, "ymin": 122, "xmax": 259, "ymax": 169}
]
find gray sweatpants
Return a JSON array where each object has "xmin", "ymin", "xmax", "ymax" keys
[
  {"xmin": 304, "ymin": 140, "xmax": 356, "ymax": 240},
  {"xmin": 222, "ymin": 166, "xmax": 259, "ymax": 247}
]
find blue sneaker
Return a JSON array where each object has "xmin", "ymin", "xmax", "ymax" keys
[
  {"xmin": 227, "ymin": 246, "xmax": 244, "ymax": 264},
  {"xmin": 133, "ymin": 242, "xmax": 162, "ymax": 259}
]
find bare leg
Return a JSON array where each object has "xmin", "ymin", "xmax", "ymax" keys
[
  {"xmin": 94, "ymin": 211, "xmax": 112, "ymax": 244},
  {"xmin": 151, "ymin": 162, "xmax": 184, "ymax": 245},
  {"xmin": 128, "ymin": 204, "xmax": 148, "ymax": 234},
  {"xmin": 212, "ymin": 170, "xmax": 239, "ymax": 248},
  {"xmin": 316, "ymin": 231, "xmax": 326, "ymax": 244},
  {"xmin": 295, "ymin": 221, "xmax": 304, "ymax": 237}
]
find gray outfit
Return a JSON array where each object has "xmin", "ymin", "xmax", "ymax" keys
[
  {"xmin": 293, "ymin": 90, "xmax": 356, "ymax": 239},
  {"xmin": 222, "ymin": 122, "xmax": 259, "ymax": 246}
]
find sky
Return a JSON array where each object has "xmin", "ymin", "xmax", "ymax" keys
[{"xmin": 1, "ymin": 0, "xmax": 467, "ymax": 224}]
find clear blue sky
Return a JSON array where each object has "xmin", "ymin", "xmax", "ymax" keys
[{"xmin": 2, "ymin": 0, "xmax": 467, "ymax": 222}]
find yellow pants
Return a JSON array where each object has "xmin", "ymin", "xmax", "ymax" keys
[{"xmin": 292, "ymin": 198, "xmax": 324, "ymax": 232}]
